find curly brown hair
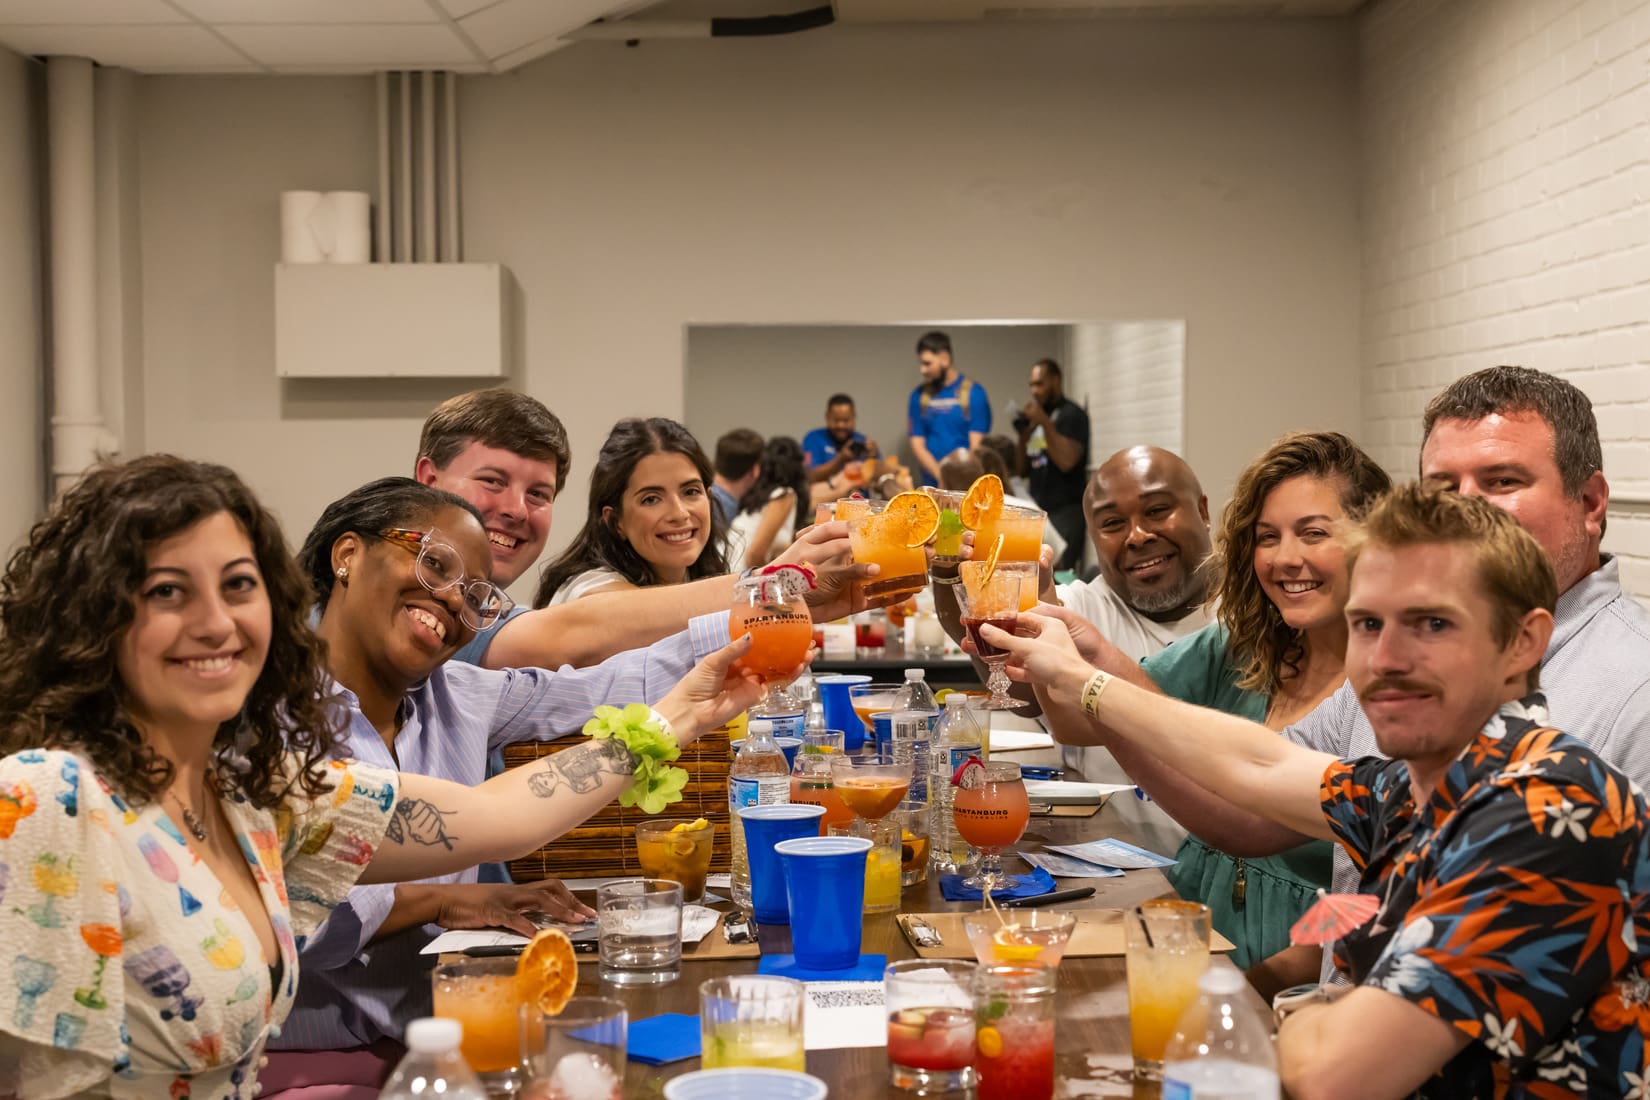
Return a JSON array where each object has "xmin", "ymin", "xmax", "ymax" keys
[
  {"xmin": 0, "ymin": 454, "xmax": 341, "ymax": 810},
  {"xmin": 1212, "ymin": 432, "xmax": 1391, "ymax": 695}
]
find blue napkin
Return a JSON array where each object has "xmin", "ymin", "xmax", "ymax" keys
[
  {"xmin": 939, "ymin": 866, "xmax": 1057, "ymax": 902},
  {"xmin": 627, "ymin": 1013, "xmax": 701, "ymax": 1065},
  {"xmin": 758, "ymin": 953, "xmax": 888, "ymax": 982}
]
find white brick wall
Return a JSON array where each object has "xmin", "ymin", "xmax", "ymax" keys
[
  {"xmin": 1360, "ymin": 0, "xmax": 1650, "ymax": 603},
  {"xmin": 1067, "ymin": 320, "xmax": 1187, "ymax": 462}
]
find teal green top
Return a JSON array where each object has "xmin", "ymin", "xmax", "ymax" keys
[{"xmin": 1141, "ymin": 622, "xmax": 1333, "ymax": 969}]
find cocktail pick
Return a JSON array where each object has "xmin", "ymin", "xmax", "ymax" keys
[{"xmin": 1289, "ymin": 888, "xmax": 1380, "ymax": 945}]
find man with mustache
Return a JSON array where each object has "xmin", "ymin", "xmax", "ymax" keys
[
  {"xmin": 992, "ymin": 487, "xmax": 1650, "ymax": 1098},
  {"xmin": 1036, "ymin": 366, "xmax": 1650, "ymax": 982}
]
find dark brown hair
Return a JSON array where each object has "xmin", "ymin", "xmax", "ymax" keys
[
  {"xmin": 535, "ymin": 418, "xmax": 730, "ymax": 606},
  {"xmin": 1213, "ymin": 432, "xmax": 1391, "ymax": 694},
  {"xmin": 0, "ymin": 455, "xmax": 340, "ymax": 810},
  {"xmin": 1421, "ymin": 366, "xmax": 1600, "ymax": 497},
  {"xmin": 418, "ymin": 388, "xmax": 572, "ymax": 495}
]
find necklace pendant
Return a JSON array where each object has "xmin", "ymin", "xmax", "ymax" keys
[{"xmin": 181, "ymin": 807, "xmax": 208, "ymax": 842}]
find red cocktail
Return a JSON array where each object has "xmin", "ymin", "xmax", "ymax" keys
[
  {"xmin": 887, "ymin": 1007, "xmax": 975, "ymax": 1073},
  {"xmin": 975, "ymin": 1012, "xmax": 1055, "ymax": 1100}
]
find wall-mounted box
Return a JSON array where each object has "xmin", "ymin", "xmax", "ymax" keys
[{"xmin": 275, "ymin": 263, "xmax": 508, "ymax": 378}]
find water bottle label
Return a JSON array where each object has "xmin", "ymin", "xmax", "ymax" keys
[
  {"xmin": 730, "ymin": 776, "xmax": 761, "ymax": 812},
  {"xmin": 939, "ymin": 744, "xmax": 981, "ymax": 772},
  {"xmin": 755, "ymin": 775, "xmax": 790, "ymax": 805},
  {"xmin": 761, "ymin": 712, "xmax": 806, "ymax": 739}
]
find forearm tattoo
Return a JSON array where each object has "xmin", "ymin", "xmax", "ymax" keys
[
  {"xmin": 385, "ymin": 798, "xmax": 458, "ymax": 850},
  {"xmin": 527, "ymin": 739, "xmax": 638, "ymax": 798}
]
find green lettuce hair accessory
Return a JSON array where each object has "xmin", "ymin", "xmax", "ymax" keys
[{"xmin": 583, "ymin": 703, "xmax": 688, "ymax": 815}]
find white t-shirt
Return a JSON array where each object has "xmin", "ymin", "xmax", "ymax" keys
[
  {"xmin": 544, "ymin": 567, "xmax": 627, "ymax": 606},
  {"xmin": 1053, "ymin": 574, "xmax": 1213, "ymax": 858},
  {"xmin": 725, "ymin": 488, "xmax": 797, "ymax": 571}
]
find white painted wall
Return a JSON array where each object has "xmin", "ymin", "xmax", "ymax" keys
[
  {"xmin": 685, "ymin": 323, "xmax": 1065, "ymax": 472},
  {"xmin": 1069, "ymin": 321, "xmax": 1186, "ymax": 461},
  {"xmin": 1359, "ymin": 0, "xmax": 1650, "ymax": 601},
  {"xmin": 0, "ymin": 47, "xmax": 43, "ymax": 547},
  {"xmin": 130, "ymin": 18, "xmax": 1361, "ymax": 572}
]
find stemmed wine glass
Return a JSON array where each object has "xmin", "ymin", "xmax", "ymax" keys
[{"xmin": 951, "ymin": 760, "xmax": 1030, "ymax": 891}]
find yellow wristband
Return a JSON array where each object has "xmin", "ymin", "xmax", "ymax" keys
[{"xmin": 1080, "ymin": 670, "xmax": 1112, "ymax": 719}]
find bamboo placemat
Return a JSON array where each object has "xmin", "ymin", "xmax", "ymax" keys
[{"xmin": 896, "ymin": 909, "xmax": 1234, "ymax": 959}]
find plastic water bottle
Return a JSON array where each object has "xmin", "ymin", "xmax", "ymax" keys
[
  {"xmin": 928, "ymin": 696, "xmax": 983, "ymax": 873},
  {"xmin": 796, "ymin": 675, "xmax": 828, "ymax": 737},
  {"xmin": 750, "ymin": 683, "xmax": 806, "ymax": 739},
  {"xmin": 1161, "ymin": 967, "xmax": 1281, "ymax": 1099},
  {"xmin": 729, "ymin": 719, "xmax": 791, "ymax": 912},
  {"xmin": 379, "ymin": 1018, "xmax": 486, "ymax": 1100},
  {"xmin": 896, "ymin": 668, "xmax": 941, "ymax": 730}
]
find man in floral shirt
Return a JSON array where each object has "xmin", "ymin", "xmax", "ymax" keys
[{"xmin": 992, "ymin": 485, "xmax": 1650, "ymax": 1098}]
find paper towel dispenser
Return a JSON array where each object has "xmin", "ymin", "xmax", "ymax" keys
[{"xmin": 275, "ymin": 263, "xmax": 509, "ymax": 379}]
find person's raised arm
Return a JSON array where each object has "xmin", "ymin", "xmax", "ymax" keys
[
  {"xmin": 1031, "ymin": 402, "xmax": 1085, "ymax": 473},
  {"xmin": 744, "ymin": 493, "xmax": 796, "ymax": 571},
  {"xmin": 910, "ymin": 436, "xmax": 941, "ymax": 485},
  {"xmin": 985, "ymin": 613, "xmax": 1335, "ymax": 842},
  {"xmin": 1278, "ymin": 988, "xmax": 1468, "ymax": 1100},
  {"xmin": 360, "ymin": 636, "xmax": 768, "ymax": 884}
]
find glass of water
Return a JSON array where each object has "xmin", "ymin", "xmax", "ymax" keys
[{"xmin": 597, "ymin": 878, "xmax": 683, "ymax": 985}]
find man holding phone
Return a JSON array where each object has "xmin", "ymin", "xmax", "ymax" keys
[{"xmin": 803, "ymin": 392, "xmax": 877, "ymax": 484}]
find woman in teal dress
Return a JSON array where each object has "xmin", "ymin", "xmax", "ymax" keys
[{"xmin": 1141, "ymin": 432, "xmax": 1389, "ymax": 990}]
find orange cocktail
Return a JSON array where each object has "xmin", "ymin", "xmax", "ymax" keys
[
  {"xmin": 730, "ymin": 570, "xmax": 812, "ymax": 700},
  {"xmin": 952, "ymin": 760, "xmax": 1029, "ymax": 890},
  {"xmin": 849, "ymin": 683, "xmax": 902, "ymax": 742},
  {"xmin": 789, "ymin": 773, "xmax": 855, "ymax": 834},
  {"xmin": 971, "ymin": 503, "xmax": 1045, "ymax": 565},
  {"xmin": 846, "ymin": 497, "xmax": 932, "ymax": 601},
  {"xmin": 635, "ymin": 818, "xmax": 716, "ymax": 903},
  {"xmin": 830, "ymin": 756, "xmax": 912, "ymax": 825},
  {"xmin": 432, "ymin": 958, "xmax": 526, "ymax": 1074}
]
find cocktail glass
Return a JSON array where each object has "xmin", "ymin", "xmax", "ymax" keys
[
  {"xmin": 827, "ymin": 820, "xmax": 900, "ymax": 914},
  {"xmin": 699, "ymin": 975, "xmax": 806, "ymax": 1071},
  {"xmin": 970, "ymin": 502, "xmax": 1046, "ymax": 565},
  {"xmin": 993, "ymin": 560, "xmax": 1039, "ymax": 612},
  {"xmin": 1125, "ymin": 900, "xmax": 1211, "ymax": 1080},
  {"xmin": 955, "ymin": 562, "xmax": 1023, "ymax": 709},
  {"xmin": 890, "ymin": 799, "xmax": 929, "ymax": 887},
  {"xmin": 848, "ymin": 682, "xmax": 902, "ymax": 746},
  {"xmin": 433, "ymin": 956, "xmax": 528, "ymax": 1092},
  {"xmin": 730, "ymin": 572, "xmax": 813, "ymax": 706},
  {"xmin": 596, "ymin": 878, "xmax": 682, "ymax": 986},
  {"xmin": 846, "ymin": 500, "xmax": 929, "ymax": 601},
  {"xmin": 519, "ymin": 997, "xmax": 627, "ymax": 1100},
  {"xmin": 828, "ymin": 754, "xmax": 911, "ymax": 835},
  {"xmin": 952, "ymin": 761, "xmax": 1029, "ymax": 891},
  {"xmin": 884, "ymin": 958, "xmax": 978, "ymax": 1092},
  {"xmin": 973, "ymin": 964, "xmax": 1057, "ymax": 1100},
  {"xmin": 832, "ymin": 496, "xmax": 872, "ymax": 523},
  {"xmin": 962, "ymin": 910, "xmax": 1076, "ymax": 967},
  {"xmin": 789, "ymin": 743, "xmax": 854, "ymax": 836},
  {"xmin": 634, "ymin": 819, "xmax": 715, "ymax": 903},
  {"xmin": 923, "ymin": 488, "xmax": 966, "ymax": 565}
]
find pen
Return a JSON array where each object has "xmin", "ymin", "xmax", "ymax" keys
[
  {"xmin": 1019, "ymin": 766, "xmax": 1063, "ymax": 780},
  {"xmin": 1002, "ymin": 886, "xmax": 1097, "ymax": 908}
]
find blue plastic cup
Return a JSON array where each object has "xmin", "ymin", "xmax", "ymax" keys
[
  {"xmin": 815, "ymin": 674, "xmax": 872, "ymax": 751},
  {"xmin": 729, "ymin": 737, "xmax": 803, "ymax": 770},
  {"xmin": 870, "ymin": 711, "xmax": 895, "ymax": 757},
  {"xmin": 738, "ymin": 805, "xmax": 827, "ymax": 924},
  {"xmin": 663, "ymin": 1068, "xmax": 828, "ymax": 1100},
  {"xmin": 776, "ymin": 835, "xmax": 873, "ymax": 970}
]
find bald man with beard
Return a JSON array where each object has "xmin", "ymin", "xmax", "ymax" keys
[{"xmin": 1053, "ymin": 446, "xmax": 1216, "ymax": 854}]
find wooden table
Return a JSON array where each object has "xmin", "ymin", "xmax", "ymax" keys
[{"xmin": 565, "ymin": 787, "xmax": 1255, "ymax": 1098}]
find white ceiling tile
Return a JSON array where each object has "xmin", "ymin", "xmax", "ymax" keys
[
  {"xmin": 171, "ymin": 0, "xmax": 440, "ymax": 24},
  {"xmin": 217, "ymin": 23, "xmax": 475, "ymax": 66},
  {"xmin": 434, "ymin": 0, "xmax": 500, "ymax": 18},
  {"xmin": 0, "ymin": 0, "xmax": 182, "ymax": 24},
  {"xmin": 489, "ymin": 33, "xmax": 572, "ymax": 71},
  {"xmin": 459, "ymin": 0, "xmax": 623, "ymax": 56},
  {"xmin": 0, "ymin": 24, "xmax": 248, "ymax": 67}
]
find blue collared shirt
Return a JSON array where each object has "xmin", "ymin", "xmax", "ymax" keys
[{"xmin": 272, "ymin": 610, "xmax": 730, "ymax": 1050}]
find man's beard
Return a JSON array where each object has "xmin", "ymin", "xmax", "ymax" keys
[{"xmin": 1126, "ymin": 571, "xmax": 1201, "ymax": 615}]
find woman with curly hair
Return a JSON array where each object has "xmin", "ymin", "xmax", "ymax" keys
[
  {"xmin": 1140, "ymin": 431, "xmax": 1390, "ymax": 990},
  {"xmin": 535, "ymin": 418, "xmax": 729, "ymax": 606},
  {"xmin": 0, "ymin": 456, "xmax": 763, "ymax": 1100}
]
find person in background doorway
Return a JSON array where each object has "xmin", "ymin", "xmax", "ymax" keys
[
  {"xmin": 908, "ymin": 330, "xmax": 990, "ymax": 487},
  {"xmin": 709, "ymin": 428, "xmax": 763, "ymax": 529},
  {"xmin": 1016, "ymin": 358, "xmax": 1090, "ymax": 572},
  {"xmin": 803, "ymin": 393, "xmax": 876, "ymax": 485}
]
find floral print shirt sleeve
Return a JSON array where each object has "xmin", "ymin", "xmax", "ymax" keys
[
  {"xmin": 1318, "ymin": 696, "xmax": 1650, "ymax": 1097},
  {"xmin": 0, "ymin": 749, "xmax": 397, "ymax": 1100}
]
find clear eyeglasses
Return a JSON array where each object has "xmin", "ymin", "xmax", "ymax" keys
[{"xmin": 377, "ymin": 527, "xmax": 515, "ymax": 630}]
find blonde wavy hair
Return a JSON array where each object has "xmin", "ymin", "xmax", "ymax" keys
[{"xmin": 1212, "ymin": 432, "xmax": 1391, "ymax": 694}]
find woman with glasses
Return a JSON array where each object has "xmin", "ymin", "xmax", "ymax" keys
[
  {"xmin": 264, "ymin": 476, "xmax": 759, "ymax": 1090},
  {"xmin": 0, "ymin": 456, "xmax": 763, "ymax": 1100}
]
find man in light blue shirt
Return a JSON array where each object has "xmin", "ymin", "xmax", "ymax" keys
[{"xmin": 908, "ymin": 330, "xmax": 991, "ymax": 487}]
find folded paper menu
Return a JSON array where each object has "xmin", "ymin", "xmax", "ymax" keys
[
  {"xmin": 1021, "ymin": 780, "xmax": 1135, "ymax": 805},
  {"xmin": 896, "ymin": 909, "xmax": 1234, "ymax": 959}
]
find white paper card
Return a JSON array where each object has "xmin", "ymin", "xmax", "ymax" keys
[
  {"xmin": 1046, "ymin": 838, "xmax": 1176, "ymax": 869},
  {"xmin": 1021, "ymin": 850, "xmax": 1124, "ymax": 879},
  {"xmin": 419, "ymin": 904, "xmax": 720, "ymax": 955},
  {"xmin": 804, "ymin": 981, "xmax": 887, "ymax": 1050}
]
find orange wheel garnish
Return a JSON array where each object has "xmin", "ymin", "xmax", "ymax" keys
[
  {"xmin": 992, "ymin": 925, "xmax": 1042, "ymax": 962},
  {"xmin": 959, "ymin": 475, "xmax": 1004, "ymax": 530},
  {"xmin": 517, "ymin": 928, "xmax": 578, "ymax": 1016},
  {"xmin": 886, "ymin": 491, "xmax": 942, "ymax": 548}
]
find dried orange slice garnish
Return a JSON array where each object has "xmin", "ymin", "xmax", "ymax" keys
[
  {"xmin": 886, "ymin": 491, "xmax": 942, "ymax": 548},
  {"xmin": 517, "ymin": 927, "xmax": 577, "ymax": 1016},
  {"xmin": 959, "ymin": 475, "xmax": 1005, "ymax": 530}
]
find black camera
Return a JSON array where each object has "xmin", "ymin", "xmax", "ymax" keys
[{"xmin": 845, "ymin": 440, "xmax": 867, "ymax": 459}]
